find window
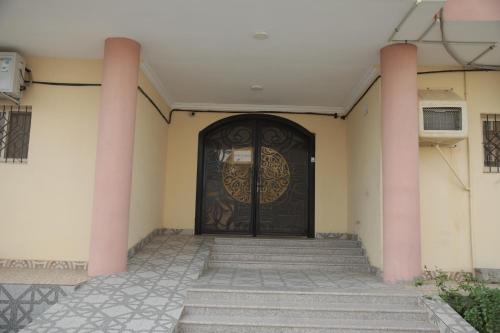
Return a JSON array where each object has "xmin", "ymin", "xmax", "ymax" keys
[
  {"xmin": 0, "ymin": 105, "xmax": 32, "ymax": 163},
  {"xmin": 482, "ymin": 114, "xmax": 500, "ymax": 173}
]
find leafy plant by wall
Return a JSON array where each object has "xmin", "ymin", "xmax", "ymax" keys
[{"xmin": 417, "ymin": 267, "xmax": 500, "ymax": 333}]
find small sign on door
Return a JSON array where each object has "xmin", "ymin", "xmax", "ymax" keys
[{"xmin": 233, "ymin": 149, "xmax": 252, "ymax": 164}]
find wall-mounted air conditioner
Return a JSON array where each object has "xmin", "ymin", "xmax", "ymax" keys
[
  {"xmin": 0, "ymin": 52, "xmax": 26, "ymax": 102},
  {"xmin": 418, "ymin": 89, "xmax": 468, "ymax": 146}
]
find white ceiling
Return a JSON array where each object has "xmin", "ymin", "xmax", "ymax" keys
[{"xmin": 0, "ymin": 0, "xmax": 498, "ymax": 114}]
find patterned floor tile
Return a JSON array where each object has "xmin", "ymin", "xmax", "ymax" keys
[{"xmin": 20, "ymin": 235, "xmax": 210, "ymax": 333}]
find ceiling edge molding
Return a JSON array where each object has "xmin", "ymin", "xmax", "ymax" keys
[
  {"xmin": 171, "ymin": 103, "xmax": 344, "ymax": 114},
  {"xmin": 342, "ymin": 66, "xmax": 380, "ymax": 112},
  {"xmin": 139, "ymin": 61, "xmax": 174, "ymax": 108}
]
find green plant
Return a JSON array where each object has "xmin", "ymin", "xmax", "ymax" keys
[
  {"xmin": 414, "ymin": 277, "xmax": 424, "ymax": 287},
  {"xmin": 420, "ymin": 266, "xmax": 500, "ymax": 333}
]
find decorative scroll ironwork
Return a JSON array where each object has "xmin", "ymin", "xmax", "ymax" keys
[
  {"xmin": 0, "ymin": 105, "xmax": 32, "ymax": 163},
  {"xmin": 200, "ymin": 117, "xmax": 311, "ymax": 236},
  {"xmin": 483, "ymin": 114, "xmax": 500, "ymax": 173},
  {"xmin": 258, "ymin": 147, "xmax": 290, "ymax": 204},
  {"xmin": 257, "ymin": 123, "xmax": 309, "ymax": 235},
  {"xmin": 222, "ymin": 147, "xmax": 290, "ymax": 204},
  {"xmin": 202, "ymin": 124, "xmax": 254, "ymax": 233}
]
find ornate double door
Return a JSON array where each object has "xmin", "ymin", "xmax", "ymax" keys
[{"xmin": 195, "ymin": 115, "xmax": 315, "ymax": 237}]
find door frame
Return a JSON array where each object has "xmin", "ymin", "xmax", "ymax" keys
[{"xmin": 194, "ymin": 114, "xmax": 315, "ymax": 238}]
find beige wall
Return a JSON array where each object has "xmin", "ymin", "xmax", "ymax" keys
[
  {"xmin": 346, "ymin": 69, "xmax": 500, "ymax": 272},
  {"xmin": 0, "ymin": 57, "xmax": 170, "ymax": 261},
  {"xmin": 128, "ymin": 73, "xmax": 170, "ymax": 248},
  {"xmin": 346, "ymin": 80, "xmax": 383, "ymax": 270},
  {"xmin": 466, "ymin": 72, "xmax": 500, "ymax": 270},
  {"xmin": 0, "ymin": 57, "xmax": 101, "ymax": 261},
  {"xmin": 417, "ymin": 71, "xmax": 473, "ymax": 272},
  {"xmin": 418, "ymin": 70, "xmax": 500, "ymax": 271},
  {"xmin": 163, "ymin": 112, "xmax": 348, "ymax": 234}
]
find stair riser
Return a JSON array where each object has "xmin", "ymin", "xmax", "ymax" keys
[
  {"xmin": 212, "ymin": 245, "xmax": 364, "ymax": 256},
  {"xmin": 186, "ymin": 291, "xmax": 420, "ymax": 306},
  {"xmin": 177, "ymin": 324, "xmax": 438, "ymax": 333},
  {"xmin": 210, "ymin": 254, "xmax": 368, "ymax": 264},
  {"xmin": 214, "ymin": 239, "xmax": 360, "ymax": 248},
  {"xmin": 183, "ymin": 307, "xmax": 429, "ymax": 321},
  {"xmin": 209, "ymin": 261, "xmax": 371, "ymax": 272}
]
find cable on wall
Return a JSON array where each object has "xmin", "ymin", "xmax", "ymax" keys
[
  {"xmin": 25, "ymin": 73, "xmax": 340, "ymax": 125},
  {"xmin": 342, "ymin": 68, "xmax": 496, "ymax": 120},
  {"xmin": 23, "ymin": 68, "xmax": 498, "ymax": 123},
  {"xmin": 27, "ymin": 75, "xmax": 173, "ymax": 124}
]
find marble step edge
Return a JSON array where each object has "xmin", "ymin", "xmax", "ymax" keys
[
  {"xmin": 182, "ymin": 302, "xmax": 427, "ymax": 313},
  {"xmin": 214, "ymin": 238, "xmax": 361, "ymax": 246},
  {"xmin": 178, "ymin": 315, "xmax": 438, "ymax": 331},
  {"xmin": 187, "ymin": 286, "xmax": 420, "ymax": 296},
  {"xmin": 212, "ymin": 244, "xmax": 364, "ymax": 253},
  {"xmin": 210, "ymin": 253, "xmax": 368, "ymax": 261},
  {"xmin": 208, "ymin": 261, "xmax": 371, "ymax": 271}
]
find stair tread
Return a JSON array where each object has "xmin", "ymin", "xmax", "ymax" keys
[
  {"xmin": 215, "ymin": 238, "xmax": 359, "ymax": 244},
  {"xmin": 188, "ymin": 286, "xmax": 421, "ymax": 297},
  {"xmin": 212, "ymin": 253, "xmax": 366, "ymax": 258},
  {"xmin": 210, "ymin": 260, "xmax": 369, "ymax": 266},
  {"xmin": 179, "ymin": 315, "xmax": 437, "ymax": 330},
  {"xmin": 212, "ymin": 247, "xmax": 363, "ymax": 255},
  {"xmin": 183, "ymin": 302, "xmax": 425, "ymax": 312}
]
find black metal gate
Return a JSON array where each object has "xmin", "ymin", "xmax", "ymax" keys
[{"xmin": 195, "ymin": 114, "xmax": 315, "ymax": 237}]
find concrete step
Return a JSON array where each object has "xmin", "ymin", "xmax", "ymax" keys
[
  {"xmin": 186, "ymin": 288, "xmax": 421, "ymax": 306},
  {"xmin": 182, "ymin": 303, "xmax": 429, "ymax": 321},
  {"xmin": 177, "ymin": 315, "xmax": 439, "ymax": 333},
  {"xmin": 212, "ymin": 244, "xmax": 364, "ymax": 256},
  {"xmin": 214, "ymin": 238, "xmax": 361, "ymax": 248},
  {"xmin": 210, "ymin": 253, "xmax": 368, "ymax": 264},
  {"xmin": 209, "ymin": 260, "xmax": 371, "ymax": 272}
]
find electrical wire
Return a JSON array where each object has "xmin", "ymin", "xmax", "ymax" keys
[
  {"xmin": 343, "ymin": 68, "xmax": 495, "ymax": 119},
  {"xmin": 25, "ymin": 73, "xmax": 339, "ymax": 124}
]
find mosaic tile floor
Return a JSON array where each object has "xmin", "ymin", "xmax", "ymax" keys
[
  {"xmin": 20, "ymin": 234, "xmax": 210, "ymax": 333},
  {"xmin": 0, "ymin": 268, "xmax": 88, "ymax": 285},
  {"xmin": 0, "ymin": 284, "xmax": 74, "ymax": 333}
]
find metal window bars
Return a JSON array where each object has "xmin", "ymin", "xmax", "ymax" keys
[
  {"xmin": 0, "ymin": 105, "xmax": 32, "ymax": 163},
  {"xmin": 483, "ymin": 114, "xmax": 500, "ymax": 173}
]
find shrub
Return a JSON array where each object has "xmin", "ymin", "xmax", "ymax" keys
[{"xmin": 421, "ymin": 267, "xmax": 500, "ymax": 333}]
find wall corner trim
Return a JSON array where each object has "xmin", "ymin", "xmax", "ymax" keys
[
  {"xmin": 139, "ymin": 60, "xmax": 174, "ymax": 108},
  {"xmin": 343, "ymin": 65, "xmax": 380, "ymax": 112}
]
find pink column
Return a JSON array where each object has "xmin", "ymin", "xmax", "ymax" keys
[
  {"xmin": 380, "ymin": 43, "xmax": 421, "ymax": 282},
  {"xmin": 443, "ymin": 0, "xmax": 500, "ymax": 21},
  {"xmin": 88, "ymin": 38, "xmax": 140, "ymax": 277}
]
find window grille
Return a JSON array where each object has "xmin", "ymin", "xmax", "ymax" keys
[
  {"xmin": 482, "ymin": 114, "xmax": 500, "ymax": 173},
  {"xmin": 0, "ymin": 105, "xmax": 32, "ymax": 163},
  {"xmin": 423, "ymin": 107, "xmax": 462, "ymax": 131}
]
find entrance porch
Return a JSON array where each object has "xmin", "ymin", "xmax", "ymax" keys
[{"xmin": 18, "ymin": 233, "xmax": 475, "ymax": 332}]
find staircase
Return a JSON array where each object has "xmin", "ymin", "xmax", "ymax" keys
[
  {"xmin": 176, "ymin": 237, "xmax": 438, "ymax": 333},
  {"xmin": 209, "ymin": 237, "xmax": 371, "ymax": 272}
]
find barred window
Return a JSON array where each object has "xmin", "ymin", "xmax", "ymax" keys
[
  {"xmin": 0, "ymin": 105, "xmax": 32, "ymax": 163},
  {"xmin": 482, "ymin": 114, "xmax": 500, "ymax": 173}
]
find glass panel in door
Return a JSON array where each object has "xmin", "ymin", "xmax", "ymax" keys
[{"xmin": 201, "ymin": 122, "xmax": 255, "ymax": 234}]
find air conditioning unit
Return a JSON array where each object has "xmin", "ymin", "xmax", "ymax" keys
[
  {"xmin": 418, "ymin": 89, "xmax": 468, "ymax": 146},
  {"xmin": 0, "ymin": 52, "xmax": 26, "ymax": 101}
]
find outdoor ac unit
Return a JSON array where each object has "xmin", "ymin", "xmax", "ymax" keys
[
  {"xmin": 0, "ymin": 52, "xmax": 26, "ymax": 101},
  {"xmin": 418, "ymin": 89, "xmax": 468, "ymax": 146}
]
